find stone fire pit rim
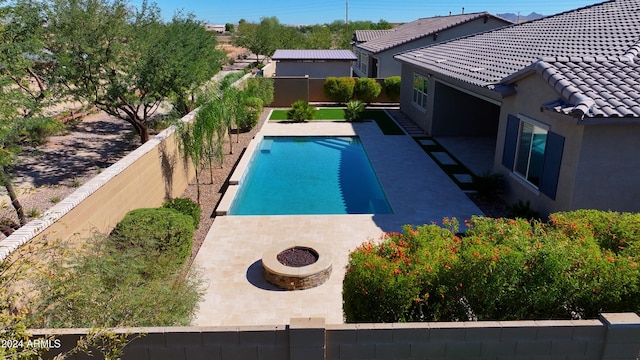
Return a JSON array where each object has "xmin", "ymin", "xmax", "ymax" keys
[{"xmin": 262, "ymin": 241, "xmax": 332, "ymax": 278}]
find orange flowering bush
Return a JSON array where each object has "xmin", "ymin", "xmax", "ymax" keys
[{"xmin": 343, "ymin": 211, "xmax": 640, "ymax": 323}]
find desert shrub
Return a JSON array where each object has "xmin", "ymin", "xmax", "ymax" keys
[
  {"xmin": 383, "ymin": 76, "xmax": 401, "ymax": 101},
  {"xmin": 287, "ymin": 100, "xmax": 315, "ymax": 122},
  {"xmin": 353, "ymin": 78, "xmax": 382, "ymax": 103},
  {"xmin": 323, "ymin": 76, "xmax": 355, "ymax": 103},
  {"xmin": 472, "ymin": 171, "xmax": 504, "ymax": 198},
  {"xmin": 344, "ymin": 211, "xmax": 640, "ymax": 323},
  {"xmin": 162, "ymin": 197, "xmax": 202, "ymax": 228},
  {"xmin": 219, "ymin": 72, "xmax": 245, "ymax": 89},
  {"xmin": 245, "ymin": 77, "xmax": 274, "ymax": 105},
  {"xmin": 16, "ymin": 117, "xmax": 64, "ymax": 146},
  {"xmin": 549, "ymin": 210, "xmax": 640, "ymax": 254},
  {"xmin": 344, "ymin": 100, "xmax": 365, "ymax": 122},
  {"xmin": 29, "ymin": 234, "xmax": 202, "ymax": 328},
  {"xmin": 110, "ymin": 208, "xmax": 194, "ymax": 270},
  {"xmin": 508, "ymin": 200, "xmax": 540, "ymax": 220},
  {"xmin": 237, "ymin": 96, "xmax": 263, "ymax": 131}
]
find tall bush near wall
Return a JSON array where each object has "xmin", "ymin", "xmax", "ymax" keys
[
  {"xmin": 353, "ymin": 78, "xmax": 381, "ymax": 103},
  {"xmin": 245, "ymin": 77, "xmax": 274, "ymax": 105},
  {"xmin": 343, "ymin": 211, "xmax": 640, "ymax": 323},
  {"xmin": 323, "ymin": 77, "xmax": 355, "ymax": 103},
  {"xmin": 383, "ymin": 76, "xmax": 401, "ymax": 101}
]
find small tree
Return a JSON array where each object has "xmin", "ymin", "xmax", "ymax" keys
[
  {"xmin": 323, "ymin": 77, "xmax": 355, "ymax": 103},
  {"xmin": 354, "ymin": 78, "xmax": 382, "ymax": 104},
  {"xmin": 383, "ymin": 76, "xmax": 401, "ymax": 101}
]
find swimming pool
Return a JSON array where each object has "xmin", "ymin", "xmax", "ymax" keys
[{"xmin": 229, "ymin": 136, "xmax": 393, "ymax": 215}]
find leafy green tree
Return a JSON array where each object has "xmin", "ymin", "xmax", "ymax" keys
[
  {"xmin": 232, "ymin": 19, "xmax": 266, "ymax": 63},
  {"xmin": 48, "ymin": 0, "xmax": 221, "ymax": 143},
  {"xmin": 225, "ymin": 22, "xmax": 234, "ymax": 32},
  {"xmin": 160, "ymin": 15, "xmax": 225, "ymax": 116},
  {"xmin": 0, "ymin": 0, "xmax": 61, "ymax": 226},
  {"xmin": 232, "ymin": 16, "xmax": 305, "ymax": 62},
  {"xmin": 304, "ymin": 25, "xmax": 333, "ymax": 49}
]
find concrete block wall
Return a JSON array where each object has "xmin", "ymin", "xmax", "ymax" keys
[{"xmin": 29, "ymin": 313, "xmax": 640, "ymax": 360}]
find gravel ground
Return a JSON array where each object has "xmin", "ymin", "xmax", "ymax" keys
[{"xmin": 0, "ymin": 112, "xmax": 139, "ymax": 234}]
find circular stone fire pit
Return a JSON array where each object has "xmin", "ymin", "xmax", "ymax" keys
[{"xmin": 262, "ymin": 241, "xmax": 332, "ymax": 290}]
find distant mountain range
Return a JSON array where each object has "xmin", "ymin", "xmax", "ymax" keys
[{"xmin": 497, "ymin": 12, "xmax": 545, "ymax": 23}]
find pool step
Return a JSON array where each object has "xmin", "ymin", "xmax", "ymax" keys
[
  {"xmin": 260, "ymin": 139, "xmax": 273, "ymax": 153},
  {"xmin": 314, "ymin": 138, "xmax": 354, "ymax": 151}
]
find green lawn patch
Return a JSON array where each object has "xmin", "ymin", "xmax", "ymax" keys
[{"xmin": 270, "ymin": 108, "xmax": 346, "ymax": 121}]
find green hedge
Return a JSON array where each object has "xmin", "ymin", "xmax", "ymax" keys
[
  {"xmin": 111, "ymin": 208, "xmax": 195, "ymax": 270},
  {"xmin": 245, "ymin": 77, "xmax": 274, "ymax": 105},
  {"xmin": 343, "ymin": 211, "xmax": 640, "ymax": 322},
  {"xmin": 162, "ymin": 197, "xmax": 202, "ymax": 228},
  {"xmin": 383, "ymin": 76, "xmax": 401, "ymax": 101},
  {"xmin": 323, "ymin": 77, "xmax": 355, "ymax": 103},
  {"xmin": 353, "ymin": 78, "xmax": 381, "ymax": 103}
]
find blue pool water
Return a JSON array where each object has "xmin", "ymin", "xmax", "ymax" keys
[{"xmin": 229, "ymin": 136, "xmax": 393, "ymax": 215}]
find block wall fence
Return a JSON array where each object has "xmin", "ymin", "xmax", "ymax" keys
[
  {"xmin": 272, "ymin": 77, "xmax": 394, "ymax": 107},
  {"xmin": 31, "ymin": 314, "xmax": 640, "ymax": 359}
]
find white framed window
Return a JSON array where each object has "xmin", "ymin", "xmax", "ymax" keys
[
  {"xmin": 513, "ymin": 118, "xmax": 548, "ymax": 187},
  {"xmin": 412, "ymin": 74, "xmax": 428, "ymax": 110}
]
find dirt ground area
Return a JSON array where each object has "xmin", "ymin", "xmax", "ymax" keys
[{"xmin": 0, "ymin": 112, "xmax": 139, "ymax": 229}]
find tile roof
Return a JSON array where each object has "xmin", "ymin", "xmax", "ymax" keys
[
  {"xmin": 358, "ymin": 12, "xmax": 511, "ymax": 54},
  {"xmin": 394, "ymin": 0, "xmax": 640, "ymax": 87},
  {"xmin": 353, "ymin": 30, "xmax": 393, "ymax": 43},
  {"xmin": 508, "ymin": 57, "xmax": 640, "ymax": 119},
  {"xmin": 272, "ymin": 50, "xmax": 357, "ymax": 60}
]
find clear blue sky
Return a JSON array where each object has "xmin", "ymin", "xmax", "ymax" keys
[{"xmin": 133, "ymin": 0, "xmax": 602, "ymax": 25}]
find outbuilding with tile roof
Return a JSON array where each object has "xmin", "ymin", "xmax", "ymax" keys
[
  {"xmin": 272, "ymin": 50, "xmax": 357, "ymax": 78},
  {"xmin": 352, "ymin": 12, "xmax": 511, "ymax": 78},
  {"xmin": 393, "ymin": 0, "xmax": 640, "ymax": 216}
]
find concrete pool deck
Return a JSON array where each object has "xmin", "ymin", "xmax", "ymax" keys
[{"xmin": 192, "ymin": 120, "xmax": 483, "ymax": 326}]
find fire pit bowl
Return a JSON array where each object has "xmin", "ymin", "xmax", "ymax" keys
[{"xmin": 262, "ymin": 241, "xmax": 332, "ymax": 290}]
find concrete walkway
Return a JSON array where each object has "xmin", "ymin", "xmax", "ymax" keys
[{"xmin": 192, "ymin": 120, "xmax": 483, "ymax": 326}]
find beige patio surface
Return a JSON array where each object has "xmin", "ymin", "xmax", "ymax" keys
[{"xmin": 191, "ymin": 119, "xmax": 483, "ymax": 326}]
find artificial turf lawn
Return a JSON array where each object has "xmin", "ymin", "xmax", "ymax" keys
[
  {"xmin": 269, "ymin": 108, "xmax": 404, "ymax": 135},
  {"xmin": 269, "ymin": 108, "xmax": 345, "ymax": 120}
]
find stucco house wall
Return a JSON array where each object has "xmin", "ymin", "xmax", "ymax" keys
[
  {"xmin": 494, "ymin": 72, "xmax": 640, "ymax": 215},
  {"xmin": 572, "ymin": 123, "xmax": 640, "ymax": 211},
  {"xmin": 399, "ymin": 64, "xmax": 432, "ymax": 131},
  {"xmin": 275, "ymin": 60, "xmax": 352, "ymax": 78},
  {"xmin": 495, "ymin": 73, "xmax": 583, "ymax": 215}
]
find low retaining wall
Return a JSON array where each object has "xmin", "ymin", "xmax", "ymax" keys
[
  {"xmin": 0, "ymin": 112, "xmax": 197, "ymax": 261},
  {"xmin": 30, "ymin": 313, "xmax": 640, "ymax": 359}
]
